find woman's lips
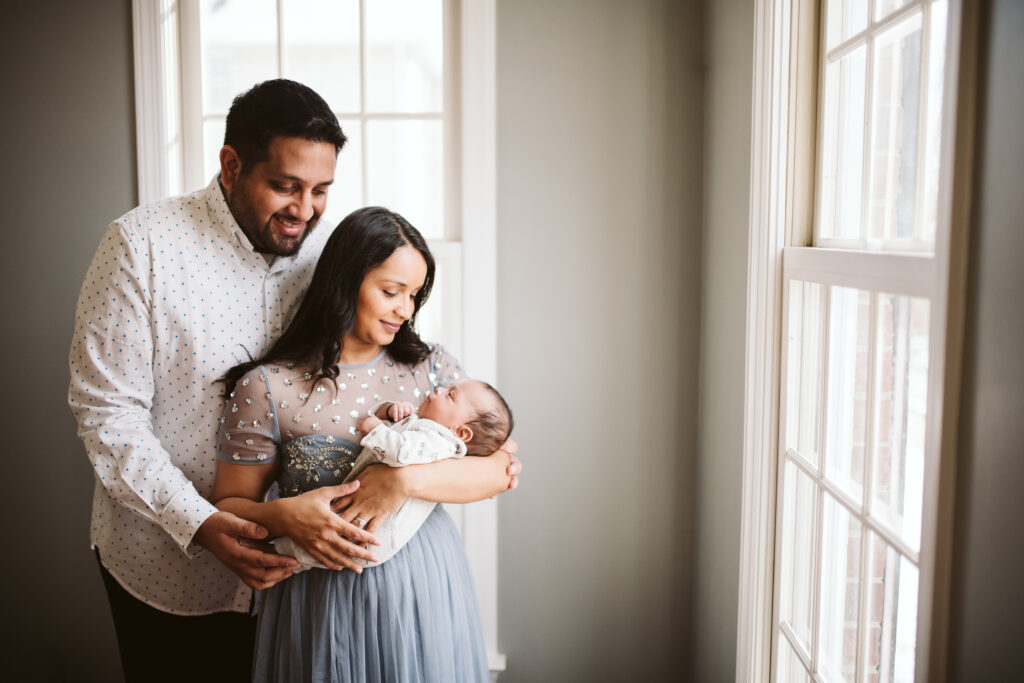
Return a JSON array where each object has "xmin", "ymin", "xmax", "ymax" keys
[{"xmin": 381, "ymin": 321, "xmax": 401, "ymax": 334}]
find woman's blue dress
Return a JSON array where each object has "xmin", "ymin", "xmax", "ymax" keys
[{"xmin": 219, "ymin": 349, "xmax": 490, "ymax": 682}]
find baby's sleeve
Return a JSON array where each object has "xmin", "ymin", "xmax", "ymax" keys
[
  {"xmin": 361, "ymin": 419, "xmax": 466, "ymax": 466},
  {"xmin": 217, "ymin": 366, "xmax": 280, "ymax": 464}
]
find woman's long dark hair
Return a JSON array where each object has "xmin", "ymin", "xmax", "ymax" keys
[{"xmin": 222, "ymin": 206, "xmax": 435, "ymax": 394}]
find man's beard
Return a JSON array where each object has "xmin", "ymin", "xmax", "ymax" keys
[{"xmin": 227, "ymin": 187, "xmax": 317, "ymax": 256}]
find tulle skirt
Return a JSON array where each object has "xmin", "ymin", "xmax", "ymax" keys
[{"xmin": 252, "ymin": 506, "xmax": 490, "ymax": 683}]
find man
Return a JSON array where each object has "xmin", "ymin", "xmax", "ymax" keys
[{"xmin": 69, "ymin": 79, "xmax": 376, "ymax": 682}]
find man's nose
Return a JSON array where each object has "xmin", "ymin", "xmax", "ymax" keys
[{"xmin": 290, "ymin": 191, "xmax": 315, "ymax": 222}]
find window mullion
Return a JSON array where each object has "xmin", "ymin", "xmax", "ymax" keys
[
  {"xmin": 358, "ymin": 0, "xmax": 368, "ymax": 207},
  {"xmin": 913, "ymin": 1, "xmax": 933, "ymax": 242}
]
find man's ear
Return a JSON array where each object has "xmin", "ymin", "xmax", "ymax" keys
[
  {"xmin": 454, "ymin": 424, "xmax": 473, "ymax": 444},
  {"xmin": 219, "ymin": 145, "xmax": 243, "ymax": 193}
]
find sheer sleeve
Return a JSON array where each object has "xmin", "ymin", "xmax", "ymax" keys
[
  {"xmin": 427, "ymin": 344, "xmax": 466, "ymax": 389},
  {"xmin": 217, "ymin": 366, "xmax": 281, "ymax": 464}
]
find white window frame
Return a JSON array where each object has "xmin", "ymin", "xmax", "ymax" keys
[
  {"xmin": 131, "ymin": 0, "xmax": 505, "ymax": 675},
  {"xmin": 735, "ymin": 0, "xmax": 979, "ymax": 680}
]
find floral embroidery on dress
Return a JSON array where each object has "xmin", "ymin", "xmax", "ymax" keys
[{"xmin": 278, "ymin": 435, "xmax": 360, "ymax": 498}]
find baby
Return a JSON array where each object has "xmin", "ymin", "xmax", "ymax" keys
[{"xmin": 274, "ymin": 379, "xmax": 514, "ymax": 570}]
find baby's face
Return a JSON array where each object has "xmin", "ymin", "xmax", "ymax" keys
[{"xmin": 417, "ymin": 380, "xmax": 490, "ymax": 429}]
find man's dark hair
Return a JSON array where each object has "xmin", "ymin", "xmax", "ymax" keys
[
  {"xmin": 465, "ymin": 383, "xmax": 514, "ymax": 456},
  {"xmin": 224, "ymin": 79, "xmax": 347, "ymax": 167}
]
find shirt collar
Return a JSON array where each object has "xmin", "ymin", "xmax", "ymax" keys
[{"xmin": 203, "ymin": 174, "xmax": 300, "ymax": 269}]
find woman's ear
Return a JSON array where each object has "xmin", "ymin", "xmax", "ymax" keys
[{"xmin": 453, "ymin": 424, "xmax": 473, "ymax": 444}]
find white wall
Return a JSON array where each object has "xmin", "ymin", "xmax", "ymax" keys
[{"xmin": 495, "ymin": 1, "xmax": 704, "ymax": 679}]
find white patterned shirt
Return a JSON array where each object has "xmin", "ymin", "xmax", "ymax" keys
[{"xmin": 68, "ymin": 177, "xmax": 331, "ymax": 614}]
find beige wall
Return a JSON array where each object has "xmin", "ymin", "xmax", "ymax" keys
[{"xmin": 495, "ymin": 0, "xmax": 703, "ymax": 679}]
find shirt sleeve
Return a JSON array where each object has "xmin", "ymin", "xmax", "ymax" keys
[
  {"xmin": 360, "ymin": 418, "xmax": 467, "ymax": 465},
  {"xmin": 68, "ymin": 221, "xmax": 217, "ymax": 555}
]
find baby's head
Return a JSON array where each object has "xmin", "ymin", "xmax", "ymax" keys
[{"xmin": 418, "ymin": 380, "xmax": 514, "ymax": 455}]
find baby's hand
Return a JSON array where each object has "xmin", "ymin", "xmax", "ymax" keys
[
  {"xmin": 358, "ymin": 416, "xmax": 383, "ymax": 434},
  {"xmin": 387, "ymin": 401, "xmax": 416, "ymax": 422}
]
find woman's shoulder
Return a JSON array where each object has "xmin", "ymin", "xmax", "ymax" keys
[{"xmin": 422, "ymin": 343, "xmax": 465, "ymax": 384}]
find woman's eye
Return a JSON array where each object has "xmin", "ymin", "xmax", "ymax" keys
[{"xmin": 383, "ymin": 290, "xmax": 398, "ymax": 297}]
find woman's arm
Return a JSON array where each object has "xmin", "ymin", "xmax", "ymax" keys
[
  {"xmin": 211, "ymin": 461, "xmax": 380, "ymax": 571},
  {"xmin": 332, "ymin": 440, "xmax": 521, "ymax": 535}
]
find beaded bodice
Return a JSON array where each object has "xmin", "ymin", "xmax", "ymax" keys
[{"xmin": 216, "ymin": 346, "xmax": 463, "ymax": 496}]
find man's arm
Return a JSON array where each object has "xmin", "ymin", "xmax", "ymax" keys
[{"xmin": 68, "ymin": 222, "xmax": 295, "ymax": 587}]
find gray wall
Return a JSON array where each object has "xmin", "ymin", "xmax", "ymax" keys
[
  {"xmin": 947, "ymin": 0, "xmax": 1024, "ymax": 680},
  {"xmin": 494, "ymin": 1, "xmax": 703, "ymax": 680},
  {"xmin": 0, "ymin": 0, "xmax": 134, "ymax": 680},
  {"xmin": 692, "ymin": 0, "xmax": 753, "ymax": 681}
]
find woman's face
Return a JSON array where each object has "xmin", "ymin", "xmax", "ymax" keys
[{"xmin": 346, "ymin": 245, "xmax": 428, "ymax": 355}]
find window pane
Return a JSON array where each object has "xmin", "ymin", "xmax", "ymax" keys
[
  {"xmin": 818, "ymin": 495, "xmax": 861, "ymax": 683},
  {"xmin": 282, "ymin": 0, "xmax": 361, "ymax": 113},
  {"xmin": 786, "ymin": 281, "xmax": 824, "ymax": 467},
  {"xmin": 202, "ymin": 118, "xmax": 226, "ymax": 185},
  {"xmin": 776, "ymin": 635, "xmax": 812, "ymax": 683},
  {"xmin": 365, "ymin": 0, "xmax": 443, "ymax": 112},
  {"xmin": 779, "ymin": 460, "xmax": 817, "ymax": 654},
  {"xmin": 868, "ymin": 12, "xmax": 923, "ymax": 243},
  {"xmin": 872, "ymin": 294, "xmax": 929, "ymax": 551},
  {"xmin": 819, "ymin": 46, "xmax": 867, "ymax": 241},
  {"xmin": 366, "ymin": 119, "xmax": 444, "ymax": 238},
  {"xmin": 826, "ymin": 0, "xmax": 869, "ymax": 49},
  {"xmin": 200, "ymin": 0, "xmax": 278, "ymax": 114},
  {"xmin": 825, "ymin": 287, "xmax": 870, "ymax": 504},
  {"xmin": 875, "ymin": 0, "xmax": 911, "ymax": 21},
  {"xmin": 921, "ymin": 0, "xmax": 949, "ymax": 244},
  {"xmin": 331, "ymin": 118, "xmax": 364, "ymax": 218},
  {"xmin": 865, "ymin": 532, "xmax": 918, "ymax": 683}
]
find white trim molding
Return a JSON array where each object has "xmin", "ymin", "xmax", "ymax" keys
[{"xmin": 736, "ymin": 0, "xmax": 818, "ymax": 679}]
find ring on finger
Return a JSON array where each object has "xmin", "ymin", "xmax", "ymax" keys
[{"xmin": 354, "ymin": 516, "xmax": 367, "ymax": 528}]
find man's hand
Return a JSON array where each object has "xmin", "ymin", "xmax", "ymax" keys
[
  {"xmin": 193, "ymin": 510, "xmax": 299, "ymax": 590},
  {"xmin": 278, "ymin": 481, "xmax": 380, "ymax": 571}
]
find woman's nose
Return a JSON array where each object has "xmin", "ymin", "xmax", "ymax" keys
[{"xmin": 397, "ymin": 297, "xmax": 414, "ymax": 320}]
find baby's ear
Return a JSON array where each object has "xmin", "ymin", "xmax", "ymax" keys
[{"xmin": 454, "ymin": 424, "xmax": 473, "ymax": 443}]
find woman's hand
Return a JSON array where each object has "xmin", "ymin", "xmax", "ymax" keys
[
  {"xmin": 276, "ymin": 481, "xmax": 381, "ymax": 571},
  {"xmin": 331, "ymin": 464, "xmax": 409, "ymax": 536},
  {"xmin": 500, "ymin": 439, "xmax": 521, "ymax": 490}
]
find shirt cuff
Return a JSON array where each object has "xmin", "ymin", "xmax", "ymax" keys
[{"xmin": 159, "ymin": 487, "xmax": 220, "ymax": 558}]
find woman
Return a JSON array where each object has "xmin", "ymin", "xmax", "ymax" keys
[{"xmin": 211, "ymin": 207, "xmax": 515, "ymax": 682}]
